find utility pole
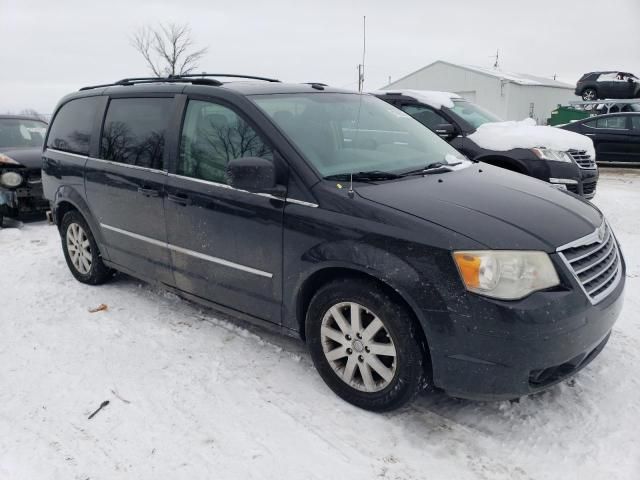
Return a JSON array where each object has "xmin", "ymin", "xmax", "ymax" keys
[{"xmin": 358, "ymin": 16, "xmax": 366, "ymax": 92}]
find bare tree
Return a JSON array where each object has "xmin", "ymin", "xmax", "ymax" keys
[
  {"xmin": 19, "ymin": 109, "xmax": 49, "ymax": 122},
  {"xmin": 131, "ymin": 22, "xmax": 208, "ymax": 77}
]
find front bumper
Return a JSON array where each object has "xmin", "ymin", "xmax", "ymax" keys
[
  {"xmin": 0, "ymin": 182, "xmax": 49, "ymax": 219},
  {"xmin": 546, "ymin": 161, "xmax": 599, "ymax": 199},
  {"xmin": 429, "ymin": 254, "xmax": 625, "ymax": 401}
]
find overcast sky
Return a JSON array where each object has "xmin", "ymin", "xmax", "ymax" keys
[{"xmin": 2, "ymin": 0, "xmax": 639, "ymax": 113}]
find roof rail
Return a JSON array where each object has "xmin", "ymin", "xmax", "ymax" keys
[{"xmin": 79, "ymin": 73, "xmax": 281, "ymax": 91}]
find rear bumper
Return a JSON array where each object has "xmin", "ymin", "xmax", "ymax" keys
[{"xmin": 429, "ymin": 255, "xmax": 625, "ymax": 401}]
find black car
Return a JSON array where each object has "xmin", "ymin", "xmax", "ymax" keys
[
  {"xmin": 42, "ymin": 75, "xmax": 625, "ymax": 411},
  {"xmin": 375, "ymin": 91, "xmax": 599, "ymax": 199},
  {"xmin": 575, "ymin": 71, "xmax": 640, "ymax": 101},
  {"xmin": 560, "ymin": 113, "xmax": 640, "ymax": 164},
  {"xmin": 0, "ymin": 115, "xmax": 50, "ymax": 226}
]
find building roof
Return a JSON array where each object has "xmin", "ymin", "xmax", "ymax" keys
[{"xmin": 386, "ymin": 60, "xmax": 574, "ymax": 89}]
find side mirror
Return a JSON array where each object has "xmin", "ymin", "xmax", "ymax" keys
[
  {"xmin": 434, "ymin": 123, "xmax": 457, "ymax": 140},
  {"xmin": 226, "ymin": 157, "xmax": 282, "ymax": 194}
]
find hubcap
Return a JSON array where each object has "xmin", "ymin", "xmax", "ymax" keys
[
  {"xmin": 583, "ymin": 89, "xmax": 596, "ymax": 100},
  {"xmin": 320, "ymin": 302, "xmax": 397, "ymax": 392},
  {"xmin": 66, "ymin": 223, "xmax": 92, "ymax": 275}
]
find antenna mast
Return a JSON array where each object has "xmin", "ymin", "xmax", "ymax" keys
[
  {"xmin": 358, "ymin": 16, "xmax": 366, "ymax": 92},
  {"xmin": 493, "ymin": 49, "xmax": 500, "ymax": 69}
]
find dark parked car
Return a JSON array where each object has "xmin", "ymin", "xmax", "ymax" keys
[
  {"xmin": 0, "ymin": 115, "xmax": 49, "ymax": 226},
  {"xmin": 375, "ymin": 90, "xmax": 599, "ymax": 198},
  {"xmin": 575, "ymin": 71, "xmax": 640, "ymax": 101},
  {"xmin": 43, "ymin": 75, "xmax": 625, "ymax": 411},
  {"xmin": 560, "ymin": 113, "xmax": 640, "ymax": 164}
]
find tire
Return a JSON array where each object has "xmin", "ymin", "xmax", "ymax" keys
[
  {"xmin": 60, "ymin": 210, "xmax": 112, "ymax": 285},
  {"xmin": 582, "ymin": 87, "xmax": 598, "ymax": 101},
  {"xmin": 306, "ymin": 278, "xmax": 426, "ymax": 411}
]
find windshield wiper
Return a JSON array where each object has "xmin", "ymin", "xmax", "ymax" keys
[
  {"xmin": 399, "ymin": 161, "xmax": 462, "ymax": 177},
  {"xmin": 324, "ymin": 170, "xmax": 401, "ymax": 182}
]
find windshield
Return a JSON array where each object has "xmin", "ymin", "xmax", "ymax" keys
[
  {"xmin": 447, "ymin": 100, "xmax": 502, "ymax": 129},
  {"xmin": 251, "ymin": 93, "xmax": 465, "ymax": 177},
  {"xmin": 0, "ymin": 118, "xmax": 47, "ymax": 149}
]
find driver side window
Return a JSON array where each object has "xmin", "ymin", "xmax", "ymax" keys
[
  {"xmin": 401, "ymin": 104, "xmax": 448, "ymax": 131},
  {"xmin": 179, "ymin": 100, "xmax": 274, "ymax": 184}
]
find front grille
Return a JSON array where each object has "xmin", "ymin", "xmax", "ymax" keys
[
  {"xmin": 27, "ymin": 168, "xmax": 42, "ymax": 184},
  {"xmin": 566, "ymin": 184, "xmax": 578, "ymax": 193},
  {"xmin": 568, "ymin": 149, "xmax": 597, "ymax": 169},
  {"xmin": 557, "ymin": 222, "xmax": 622, "ymax": 304}
]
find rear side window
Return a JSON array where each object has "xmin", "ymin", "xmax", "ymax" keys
[
  {"xmin": 101, "ymin": 98, "xmax": 172, "ymax": 170},
  {"xmin": 178, "ymin": 100, "xmax": 273, "ymax": 184},
  {"xmin": 401, "ymin": 104, "xmax": 449, "ymax": 130},
  {"xmin": 47, "ymin": 97, "xmax": 100, "ymax": 155},
  {"xmin": 631, "ymin": 116, "xmax": 640, "ymax": 132}
]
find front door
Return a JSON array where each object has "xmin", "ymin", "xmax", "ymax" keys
[
  {"xmin": 164, "ymin": 98, "xmax": 284, "ymax": 324},
  {"xmin": 85, "ymin": 96, "xmax": 175, "ymax": 285}
]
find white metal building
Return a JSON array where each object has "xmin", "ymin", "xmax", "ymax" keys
[{"xmin": 383, "ymin": 60, "xmax": 575, "ymax": 124}]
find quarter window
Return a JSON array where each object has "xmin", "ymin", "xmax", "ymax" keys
[
  {"xmin": 596, "ymin": 116, "xmax": 627, "ymax": 129},
  {"xmin": 178, "ymin": 100, "xmax": 273, "ymax": 184},
  {"xmin": 100, "ymin": 98, "xmax": 172, "ymax": 169},
  {"xmin": 47, "ymin": 97, "xmax": 100, "ymax": 155},
  {"xmin": 631, "ymin": 116, "xmax": 640, "ymax": 131}
]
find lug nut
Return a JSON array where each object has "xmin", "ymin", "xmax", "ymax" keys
[
  {"xmin": 364, "ymin": 346, "xmax": 370, "ymax": 353},
  {"xmin": 345, "ymin": 334, "xmax": 352, "ymax": 341},
  {"xmin": 358, "ymin": 355, "xmax": 364, "ymax": 362},
  {"xmin": 356, "ymin": 332, "xmax": 362, "ymax": 339},
  {"xmin": 347, "ymin": 348, "xmax": 353, "ymax": 355}
]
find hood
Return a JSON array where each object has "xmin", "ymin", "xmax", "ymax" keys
[
  {"xmin": 468, "ymin": 118, "xmax": 596, "ymax": 158},
  {"xmin": 356, "ymin": 164, "xmax": 602, "ymax": 251},
  {"xmin": 0, "ymin": 147, "xmax": 43, "ymax": 169}
]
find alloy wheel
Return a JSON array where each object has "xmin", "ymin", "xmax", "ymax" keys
[
  {"xmin": 582, "ymin": 89, "xmax": 596, "ymax": 101},
  {"xmin": 66, "ymin": 223, "xmax": 92, "ymax": 275},
  {"xmin": 320, "ymin": 302, "xmax": 397, "ymax": 392}
]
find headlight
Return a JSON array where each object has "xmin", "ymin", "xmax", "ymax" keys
[
  {"xmin": 452, "ymin": 251, "xmax": 560, "ymax": 300},
  {"xmin": 531, "ymin": 148, "xmax": 573, "ymax": 163},
  {"xmin": 0, "ymin": 171, "xmax": 24, "ymax": 188}
]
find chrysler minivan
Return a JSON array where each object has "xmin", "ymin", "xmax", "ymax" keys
[{"xmin": 42, "ymin": 75, "xmax": 625, "ymax": 411}]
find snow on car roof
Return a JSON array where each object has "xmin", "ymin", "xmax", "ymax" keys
[{"xmin": 373, "ymin": 90, "xmax": 461, "ymax": 109}]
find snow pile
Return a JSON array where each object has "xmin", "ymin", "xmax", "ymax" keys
[
  {"xmin": 468, "ymin": 118, "xmax": 596, "ymax": 158},
  {"xmin": 374, "ymin": 89, "xmax": 460, "ymax": 109}
]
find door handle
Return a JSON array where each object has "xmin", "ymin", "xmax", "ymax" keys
[
  {"xmin": 167, "ymin": 193, "xmax": 192, "ymax": 206},
  {"xmin": 137, "ymin": 187, "xmax": 161, "ymax": 197}
]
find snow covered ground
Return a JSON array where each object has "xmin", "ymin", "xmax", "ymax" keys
[{"xmin": 1, "ymin": 169, "xmax": 639, "ymax": 480}]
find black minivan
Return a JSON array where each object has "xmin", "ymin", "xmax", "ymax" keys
[{"xmin": 42, "ymin": 75, "xmax": 625, "ymax": 411}]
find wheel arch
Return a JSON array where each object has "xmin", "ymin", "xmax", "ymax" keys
[
  {"xmin": 52, "ymin": 186, "xmax": 109, "ymax": 260},
  {"xmin": 295, "ymin": 266, "xmax": 433, "ymax": 376},
  {"xmin": 478, "ymin": 155, "xmax": 529, "ymax": 174}
]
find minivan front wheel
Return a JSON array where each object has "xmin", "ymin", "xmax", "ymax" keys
[
  {"xmin": 60, "ymin": 211, "xmax": 112, "ymax": 285},
  {"xmin": 306, "ymin": 279, "xmax": 426, "ymax": 411}
]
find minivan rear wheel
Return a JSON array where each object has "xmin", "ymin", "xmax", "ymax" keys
[
  {"xmin": 306, "ymin": 279, "xmax": 425, "ymax": 411},
  {"xmin": 60, "ymin": 211, "xmax": 112, "ymax": 285}
]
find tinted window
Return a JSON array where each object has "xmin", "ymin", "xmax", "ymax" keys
[
  {"xmin": 0, "ymin": 118, "xmax": 47, "ymax": 148},
  {"xmin": 401, "ymin": 104, "xmax": 448, "ymax": 130},
  {"xmin": 101, "ymin": 98, "xmax": 172, "ymax": 169},
  {"xmin": 631, "ymin": 116, "xmax": 640, "ymax": 132},
  {"xmin": 178, "ymin": 100, "xmax": 273, "ymax": 184},
  {"xmin": 596, "ymin": 116, "xmax": 627, "ymax": 129},
  {"xmin": 47, "ymin": 97, "xmax": 100, "ymax": 155},
  {"xmin": 448, "ymin": 100, "xmax": 502, "ymax": 128}
]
